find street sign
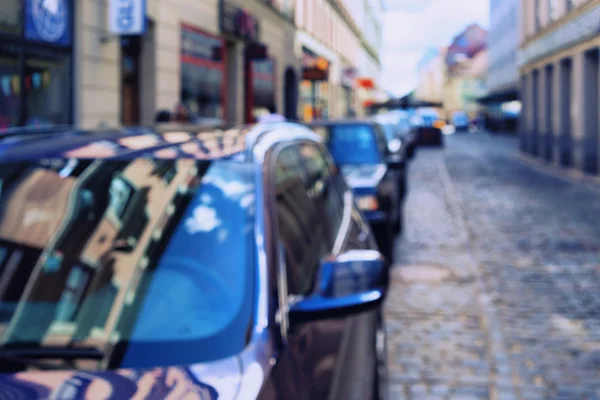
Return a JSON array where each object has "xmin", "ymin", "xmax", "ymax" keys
[{"xmin": 108, "ymin": 0, "xmax": 146, "ymax": 35}]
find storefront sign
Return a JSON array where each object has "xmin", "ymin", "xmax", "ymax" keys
[
  {"xmin": 25, "ymin": 0, "xmax": 72, "ymax": 46},
  {"xmin": 220, "ymin": 0, "xmax": 260, "ymax": 42},
  {"xmin": 108, "ymin": 0, "xmax": 146, "ymax": 35},
  {"xmin": 520, "ymin": 4, "xmax": 600, "ymax": 66},
  {"xmin": 302, "ymin": 50, "xmax": 329, "ymax": 81},
  {"xmin": 181, "ymin": 25, "xmax": 222, "ymax": 62}
]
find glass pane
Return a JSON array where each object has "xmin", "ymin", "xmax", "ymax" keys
[
  {"xmin": 0, "ymin": 0, "xmax": 21, "ymax": 36},
  {"xmin": 0, "ymin": 50, "xmax": 20, "ymax": 129},
  {"xmin": 24, "ymin": 54, "xmax": 71, "ymax": 126}
]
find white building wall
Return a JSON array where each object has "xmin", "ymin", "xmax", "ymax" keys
[{"xmin": 75, "ymin": 0, "xmax": 219, "ymax": 128}]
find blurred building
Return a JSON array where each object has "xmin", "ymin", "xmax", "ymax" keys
[
  {"xmin": 478, "ymin": 0, "xmax": 521, "ymax": 132},
  {"xmin": 0, "ymin": 0, "xmax": 303, "ymax": 129},
  {"xmin": 442, "ymin": 24, "xmax": 488, "ymax": 120},
  {"xmin": 519, "ymin": 0, "xmax": 600, "ymax": 175},
  {"xmin": 295, "ymin": 0, "xmax": 384, "ymax": 122},
  {"xmin": 415, "ymin": 47, "xmax": 447, "ymax": 105}
]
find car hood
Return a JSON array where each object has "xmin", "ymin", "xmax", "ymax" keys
[
  {"xmin": 340, "ymin": 164, "xmax": 386, "ymax": 188},
  {"xmin": 0, "ymin": 355, "xmax": 247, "ymax": 400}
]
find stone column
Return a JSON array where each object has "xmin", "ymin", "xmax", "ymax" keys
[
  {"xmin": 551, "ymin": 60, "xmax": 562, "ymax": 165},
  {"xmin": 519, "ymin": 73, "xmax": 529, "ymax": 152},
  {"xmin": 571, "ymin": 51, "xmax": 585, "ymax": 170}
]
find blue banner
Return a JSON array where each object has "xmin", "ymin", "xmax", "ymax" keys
[{"xmin": 25, "ymin": 0, "xmax": 72, "ymax": 46}]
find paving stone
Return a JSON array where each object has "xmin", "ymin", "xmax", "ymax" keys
[{"xmin": 384, "ymin": 134, "xmax": 600, "ymax": 399}]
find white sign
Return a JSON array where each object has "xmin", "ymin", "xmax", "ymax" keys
[{"xmin": 108, "ymin": 0, "xmax": 146, "ymax": 35}]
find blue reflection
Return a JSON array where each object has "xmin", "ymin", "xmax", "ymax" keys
[
  {"xmin": 327, "ymin": 125, "xmax": 381, "ymax": 165},
  {"xmin": 121, "ymin": 161, "xmax": 255, "ymax": 367}
]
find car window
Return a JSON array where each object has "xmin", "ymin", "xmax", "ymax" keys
[
  {"xmin": 297, "ymin": 142, "xmax": 346, "ymax": 248},
  {"xmin": 0, "ymin": 158, "xmax": 255, "ymax": 370},
  {"xmin": 274, "ymin": 145, "xmax": 330, "ymax": 296},
  {"xmin": 326, "ymin": 124, "xmax": 382, "ymax": 165}
]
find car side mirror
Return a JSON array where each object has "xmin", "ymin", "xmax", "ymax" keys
[{"xmin": 288, "ymin": 250, "xmax": 389, "ymax": 325}]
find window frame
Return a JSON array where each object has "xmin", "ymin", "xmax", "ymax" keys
[{"xmin": 267, "ymin": 139, "xmax": 355, "ymax": 339}]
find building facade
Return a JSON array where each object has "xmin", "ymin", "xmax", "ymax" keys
[
  {"xmin": 0, "ymin": 0, "xmax": 302, "ymax": 129},
  {"xmin": 443, "ymin": 24, "xmax": 488, "ymax": 120},
  {"xmin": 519, "ymin": 0, "xmax": 599, "ymax": 174},
  {"xmin": 295, "ymin": 0, "xmax": 384, "ymax": 122},
  {"xmin": 415, "ymin": 47, "xmax": 447, "ymax": 104}
]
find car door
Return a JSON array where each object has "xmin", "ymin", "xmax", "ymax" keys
[{"xmin": 262, "ymin": 141, "xmax": 378, "ymax": 400}]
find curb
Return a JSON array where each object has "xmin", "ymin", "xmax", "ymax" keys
[{"xmin": 516, "ymin": 153, "xmax": 600, "ymax": 192}]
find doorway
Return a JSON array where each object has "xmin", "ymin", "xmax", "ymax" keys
[
  {"xmin": 120, "ymin": 36, "xmax": 142, "ymax": 126},
  {"xmin": 583, "ymin": 49, "xmax": 598, "ymax": 174},
  {"xmin": 559, "ymin": 58, "xmax": 572, "ymax": 166},
  {"xmin": 284, "ymin": 67, "xmax": 297, "ymax": 120}
]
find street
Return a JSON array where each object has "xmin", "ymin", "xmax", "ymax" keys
[{"xmin": 385, "ymin": 132, "xmax": 600, "ymax": 400}]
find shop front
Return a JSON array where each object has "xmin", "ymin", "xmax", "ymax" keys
[
  {"xmin": 300, "ymin": 47, "xmax": 330, "ymax": 122},
  {"xmin": 180, "ymin": 23, "xmax": 227, "ymax": 123},
  {"xmin": 219, "ymin": 0, "xmax": 273, "ymax": 123},
  {"xmin": 0, "ymin": 0, "xmax": 74, "ymax": 129}
]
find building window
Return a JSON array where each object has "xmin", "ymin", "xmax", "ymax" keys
[
  {"xmin": 180, "ymin": 24, "xmax": 225, "ymax": 122},
  {"xmin": 109, "ymin": 177, "xmax": 134, "ymax": 219},
  {"xmin": 549, "ymin": 0, "xmax": 559, "ymax": 21},
  {"xmin": 248, "ymin": 58, "xmax": 275, "ymax": 121},
  {"xmin": 0, "ymin": 1, "xmax": 73, "ymax": 128}
]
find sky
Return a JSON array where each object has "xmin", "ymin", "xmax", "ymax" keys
[{"xmin": 381, "ymin": 0, "xmax": 490, "ymax": 96}]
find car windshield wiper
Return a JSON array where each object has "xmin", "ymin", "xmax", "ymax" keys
[{"xmin": 0, "ymin": 346, "xmax": 105, "ymax": 371}]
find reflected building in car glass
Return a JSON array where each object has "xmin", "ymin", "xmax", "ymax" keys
[{"xmin": 0, "ymin": 156, "xmax": 199, "ymax": 350}]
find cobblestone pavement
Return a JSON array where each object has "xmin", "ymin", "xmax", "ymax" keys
[{"xmin": 385, "ymin": 132, "xmax": 600, "ymax": 400}]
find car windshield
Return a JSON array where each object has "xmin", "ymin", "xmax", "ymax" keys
[
  {"xmin": 0, "ymin": 158, "xmax": 255, "ymax": 370},
  {"xmin": 325, "ymin": 124, "xmax": 382, "ymax": 164}
]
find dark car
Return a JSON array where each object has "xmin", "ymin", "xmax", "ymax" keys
[
  {"xmin": 374, "ymin": 111, "xmax": 417, "ymax": 159},
  {"xmin": 0, "ymin": 123, "xmax": 389, "ymax": 399},
  {"xmin": 311, "ymin": 120, "xmax": 405, "ymax": 260},
  {"xmin": 410, "ymin": 111, "xmax": 444, "ymax": 147}
]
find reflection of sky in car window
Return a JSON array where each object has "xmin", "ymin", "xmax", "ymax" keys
[{"xmin": 122, "ymin": 160, "xmax": 255, "ymax": 358}]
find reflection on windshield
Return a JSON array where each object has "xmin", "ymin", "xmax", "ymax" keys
[
  {"xmin": 0, "ymin": 157, "xmax": 255, "ymax": 370},
  {"xmin": 327, "ymin": 125, "xmax": 381, "ymax": 165}
]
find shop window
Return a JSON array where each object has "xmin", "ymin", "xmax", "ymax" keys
[
  {"xmin": 0, "ymin": 0, "xmax": 21, "ymax": 36},
  {"xmin": 250, "ymin": 58, "xmax": 275, "ymax": 121},
  {"xmin": 24, "ymin": 54, "xmax": 71, "ymax": 126},
  {"xmin": 0, "ymin": 46, "xmax": 20, "ymax": 129},
  {"xmin": 180, "ymin": 24, "xmax": 225, "ymax": 121}
]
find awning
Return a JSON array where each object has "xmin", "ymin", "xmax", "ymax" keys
[{"xmin": 477, "ymin": 88, "xmax": 519, "ymax": 104}]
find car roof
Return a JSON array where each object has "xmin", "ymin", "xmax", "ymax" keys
[
  {"xmin": 310, "ymin": 118, "xmax": 377, "ymax": 126},
  {"xmin": 0, "ymin": 122, "xmax": 319, "ymax": 162}
]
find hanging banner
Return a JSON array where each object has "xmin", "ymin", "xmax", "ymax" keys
[{"xmin": 108, "ymin": 0, "xmax": 147, "ymax": 35}]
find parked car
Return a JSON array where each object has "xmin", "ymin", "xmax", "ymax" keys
[
  {"xmin": 373, "ymin": 112, "xmax": 416, "ymax": 160},
  {"xmin": 311, "ymin": 119, "xmax": 405, "ymax": 259},
  {"xmin": 410, "ymin": 108, "xmax": 444, "ymax": 147},
  {"xmin": 451, "ymin": 111, "xmax": 470, "ymax": 132},
  {"xmin": 0, "ymin": 123, "xmax": 390, "ymax": 400}
]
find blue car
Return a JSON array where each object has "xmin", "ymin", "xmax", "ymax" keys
[
  {"xmin": 311, "ymin": 120, "xmax": 405, "ymax": 260},
  {"xmin": 0, "ymin": 123, "xmax": 389, "ymax": 399}
]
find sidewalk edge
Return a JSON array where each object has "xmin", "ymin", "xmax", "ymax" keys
[{"xmin": 515, "ymin": 152, "xmax": 600, "ymax": 191}]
